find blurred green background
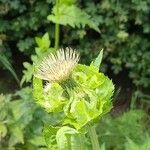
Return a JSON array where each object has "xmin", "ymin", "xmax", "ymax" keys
[{"xmin": 0, "ymin": 0, "xmax": 149, "ymax": 149}]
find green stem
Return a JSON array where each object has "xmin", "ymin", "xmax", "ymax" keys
[
  {"xmin": 67, "ymin": 136, "xmax": 71, "ymax": 150},
  {"xmin": 54, "ymin": 23, "xmax": 60, "ymax": 50},
  {"xmin": 88, "ymin": 125, "xmax": 100, "ymax": 150},
  {"xmin": 54, "ymin": 0, "xmax": 60, "ymax": 50}
]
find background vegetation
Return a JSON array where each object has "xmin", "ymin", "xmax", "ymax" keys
[{"xmin": 0, "ymin": 0, "xmax": 150, "ymax": 149}]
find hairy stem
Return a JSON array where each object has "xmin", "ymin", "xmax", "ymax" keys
[{"xmin": 88, "ymin": 125, "xmax": 100, "ymax": 150}]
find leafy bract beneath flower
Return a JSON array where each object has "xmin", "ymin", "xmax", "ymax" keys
[
  {"xmin": 36, "ymin": 47, "xmax": 79, "ymax": 83},
  {"xmin": 33, "ymin": 77, "xmax": 67, "ymax": 113},
  {"xmin": 63, "ymin": 64, "xmax": 114, "ymax": 129},
  {"xmin": 33, "ymin": 63, "xmax": 114, "ymax": 129}
]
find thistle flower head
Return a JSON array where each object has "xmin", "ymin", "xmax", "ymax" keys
[{"xmin": 36, "ymin": 48, "xmax": 79, "ymax": 82}]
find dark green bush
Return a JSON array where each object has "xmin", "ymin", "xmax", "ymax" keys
[{"xmin": 0, "ymin": 0, "xmax": 53, "ymax": 55}]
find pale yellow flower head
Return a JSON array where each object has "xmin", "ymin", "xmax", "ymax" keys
[{"xmin": 36, "ymin": 47, "xmax": 79, "ymax": 82}]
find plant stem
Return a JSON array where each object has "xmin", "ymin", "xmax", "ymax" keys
[
  {"xmin": 54, "ymin": 0, "xmax": 60, "ymax": 50},
  {"xmin": 88, "ymin": 125, "xmax": 100, "ymax": 150},
  {"xmin": 54, "ymin": 23, "xmax": 60, "ymax": 50}
]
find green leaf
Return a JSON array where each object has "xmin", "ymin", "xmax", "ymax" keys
[
  {"xmin": 100, "ymin": 143, "xmax": 106, "ymax": 150},
  {"xmin": 73, "ymin": 64, "xmax": 106, "ymax": 89},
  {"xmin": 125, "ymin": 138, "xmax": 139, "ymax": 150},
  {"xmin": 44, "ymin": 83, "xmax": 67, "ymax": 112},
  {"xmin": 56, "ymin": 126, "xmax": 87, "ymax": 150},
  {"xmin": 20, "ymin": 62, "xmax": 35, "ymax": 86},
  {"xmin": 43, "ymin": 124, "xmax": 59, "ymax": 150},
  {"xmin": 21, "ymin": 33, "xmax": 54, "ymax": 85},
  {"xmin": 33, "ymin": 76, "xmax": 44, "ymax": 104},
  {"xmin": 48, "ymin": 4, "xmax": 100, "ymax": 32},
  {"xmin": 17, "ymin": 37, "xmax": 34, "ymax": 52},
  {"xmin": 29, "ymin": 136, "xmax": 46, "ymax": 147},
  {"xmin": 0, "ymin": 53, "xmax": 20, "ymax": 85},
  {"xmin": 117, "ymin": 31, "xmax": 129, "ymax": 41},
  {"xmin": 0, "ymin": 122, "xmax": 7, "ymax": 138},
  {"xmin": 33, "ymin": 81, "xmax": 67, "ymax": 113},
  {"xmin": 35, "ymin": 33, "xmax": 51, "ymax": 51},
  {"xmin": 10, "ymin": 100, "xmax": 33, "ymax": 128},
  {"xmin": 63, "ymin": 64, "xmax": 114, "ymax": 129},
  {"xmin": 9, "ymin": 126, "xmax": 24, "ymax": 147},
  {"xmin": 64, "ymin": 98, "xmax": 97, "ymax": 129},
  {"xmin": 90, "ymin": 49, "xmax": 103, "ymax": 71}
]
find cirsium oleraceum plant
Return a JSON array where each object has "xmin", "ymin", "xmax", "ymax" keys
[{"xmin": 33, "ymin": 48, "xmax": 114, "ymax": 150}]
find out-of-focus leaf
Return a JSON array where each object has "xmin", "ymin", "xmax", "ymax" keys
[
  {"xmin": 35, "ymin": 33, "xmax": 51, "ymax": 51},
  {"xmin": 29, "ymin": 136, "xmax": 46, "ymax": 147},
  {"xmin": 0, "ymin": 122, "xmax": 7, "ymax": 138},
  {"xmin": 48, "ymin": 4, "xmax": 100, "ymax": 33},
  {"xmin": 125, "ymin": 138, "xmax": 150, "ymax": 150},
  {"xmin": 20, "ymin": 62, "xmax": 34, "ymax": 86},
  {"xmin": 9, "ymin": 126, "xmax": 24, "ymax": 147},
  {"xmin": 0, "ymin": 53, "xmax": 19, "ymax": 85},
  {"xmin": 17, "ymin": 37, "xmax": 34, "ymax": 52},
  {"xmin": 59, "ymin": 0, "xmax": 76, "ymax": 5},
  {"xmin": 21, "ymin": 33, "xmax": 54, "ymax": 85},
  {"xmin": 100, "ymin": 143, "xmax": 106, "ymax": 150},
  {"xmin": 10, "ymin": 100, "xmax": 34, "ymax": 127},
  {"xmin": 97, "ymin": 109, "xmax": 150, "ymax": 150}
]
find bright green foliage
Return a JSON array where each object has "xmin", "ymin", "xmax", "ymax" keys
[
  {"xmin": 33, "ymin": 52, "xmax": 114, "ymax": 149},
  {"xmin": 48, "ymin": 2, "xmax": 100, "ymax": 32},
  {"xmin": 1, "ymin": 89, "xmax": 149, "ymax": 150},
  {"xmin": 33, "ymin": 63, "xmax": 114, "ymax": 129},
  {"xmin": 43, "ymin": 125, "xmax": 87, "ymax": 150},
  {"xmin": 33, "ymin": 78, "xmax": 67, "ymax": 113},
  {"xmin": 64, "ymin": 64, "xmax": 114, "ymax": 129},
  {"xmin": 56, "ymin": 126, "xmax": 87, "ymax": 150},
  {"xmin": 35, "ymin": 33, "xmax": 51, "ymax": 52},
  {"xmin": 44, "ymin": 83, "xmax": 67, "ymax": 112},
  {"xmin": 90, "ymin": 49, "xmax": 103, "ymax": 71},
  {"xmin": 0, "ymin": 0, "xmax": 149, "ymax": 149},
  {"xmin": 33, "ymin": 77, "xmax": 43, "ymax": 103},
  {"xmin": 43, "ymin": 125, "xmax": 59, "ymax": 150},
  {"xmin": 21, "ymin": 33, "xmax": 54, "ymax": 86}
]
